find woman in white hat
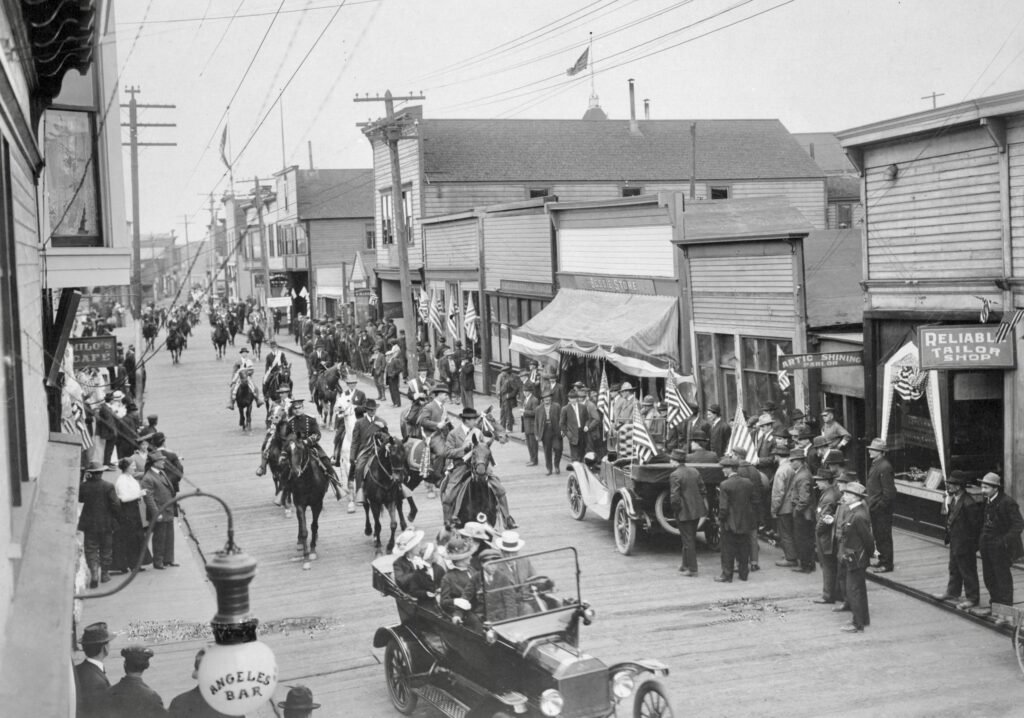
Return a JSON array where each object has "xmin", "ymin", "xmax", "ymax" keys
[{"xmin": 392, "ymin": 529, "xmax": 435, "ymax": 604}]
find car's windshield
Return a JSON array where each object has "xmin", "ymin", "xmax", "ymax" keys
[{"xmin": 480, "ymin": 547, "xmax": 580, "ymax": 624}]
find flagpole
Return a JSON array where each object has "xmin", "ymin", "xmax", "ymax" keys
[
  {"xmin": 589, "ymin": 31, "xmax": 595, "ymax": 95},
  {"xmin": 226, "ymin": 114, "xmax": 235, "ymax": 190}
]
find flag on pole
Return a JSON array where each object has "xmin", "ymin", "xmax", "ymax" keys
[
  {"xmin": 598, "ymin": 366, "xmax": 612, "ymax": 438},
  {"xmin": 62, "ymin": 400, "xmax": 94, "ymax": 450},
  {"xmin": 979, "ymin": 297, "xmax": 992, "ymax": 323},
  {"xmin": 428, "ymin": 289, "xmax": 443, "ymax": 334},
  {"xmin": 219, "ymin": 125, "xmax": 231, "ymax": 171},
  {"xmin": 727, "ymin": 405, "xmax": 755, "ymax": 462},
  {"xmin": 776, "ymin": 345, "xmax": 791, "ymax": 391},
  {"xmin": 665, "ymin": 369, "xmax": 692, "ymax": 428},
  {"xmin": 994, "ymin": 309, "xmax": 1024, "ymax": 343},
  {"xmin": 632, "ymin": 405, "xmax": 656, "ymax": 464},
  {"xmin": 418, "ymin": 289, "xmax": 430, "ymax": 323},
  {"xmin": 464, "ymin": 293, "xmax": 478, "ymax": 343},
  {"xmin": 566, "ymin": 47, "xmax": 589, "ymax": 76},
  {"xmin": 446, "ymin": 292, "xmax": 459, "ymax": 340}
]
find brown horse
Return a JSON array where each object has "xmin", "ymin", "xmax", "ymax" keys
[
  {"xmin": 284, "ymin": 438, "xmax": 330, "ymax": 570},
  {"xmin": 362, "ymin": 432, "xmax": 408, "ymax": 554}
]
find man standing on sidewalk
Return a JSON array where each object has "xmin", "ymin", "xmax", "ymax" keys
[
  {"xmin": 932, "ymin": 470, "xmax": 983, "ymax": 610},
  {"xmin": 78, "ymin": 460, "xmax": 122, "ymax": 588},
  {"xmin": 977, "ymin": 472, "xmax": 1024, "ymax": 615},
  {"xmin": 522, "ymin": 383, "xmax": 539, "ymax": 467},
  {"xmin": 865, "ymin": 438, "xmax": 896, "ymax": 573},
  {"xmin": 535, "ymin": 390, "xmax": 562, "ymax": 476},
  {"xmin": 837, "ymin": 481, "xmax": 874, "ymax": 633},
  {"xmin": 771, "ymin": 447, "xmax": 799, "ymax": 568},
  {"xmin": 813, "ymin": 468, "xmax": 842, "ymax": 605},
  {"xmin": 790, "ymin": 447, "xmax": 817, "ymax": 573},
  {"xmin": 141, "ymin": 451, "xmax": 176, "ymax": 569}
]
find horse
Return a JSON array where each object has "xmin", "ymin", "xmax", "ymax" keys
[
  {"xmin": 264, "ymin": 365, "xmax": 293, "ymax": 422},
  {"xmin": 167, "ymin": 328, "xmax": 185, "ymax": 364},
  {"xmin": 236, "ymin": 380, "xmax": 255, "ymax": 432},
  {"xmin": 313, "ymin": 363, "xmax": 345, "ymax": 427},
  {"xmin": 440, "ymin": 438, "xmax": 500, "ymax": 530},
  {"xmin": 227, "ymin": 315, "xmax": 238, "ymax": 346},
  {"xmin": 362, "ymin": 432, "xmax": 408, "ymax": 554},
  {"xmin": 248, "ymin": 324, "xmax": 264, "ymax": 359},
  {"xmin": 260, "ymin": 405, "xmax": 292, "ymax": 518},
  {"xmin": 212, "ymin": 322, "xmax": 229, "ymax": 360},
  {"xmin": 283, "ymin": 437, "xmax": 330, "ymax": 570},
  {"xmin": 142, "ymin": 320, "xmax": 158, "ymax": 351}
]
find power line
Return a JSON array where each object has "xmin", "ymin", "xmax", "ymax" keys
[{"xmin": 116, "ymin": 0, "xmax": 378, "ymax": 26}]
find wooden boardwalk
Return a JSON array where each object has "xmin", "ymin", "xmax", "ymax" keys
[{"xmin": 84, "ymin": 324, "xmax": 1024, "ymax": 717}]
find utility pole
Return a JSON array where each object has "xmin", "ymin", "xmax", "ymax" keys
[
  {"xmin": 181, "ymin": 214, "xmax": 192, "ymax": 299},
  {"xmin": 921, "ymin": 91, "xmax": 944, "ymax": 109},
  {"xmin": 355, "ymin": 90, "xmax": 425, "ymax": 376},
  {"xmin": 122, "ymin": 86, "xmax": 176, "ymax": 408},
  {"xmin": 254, "ymin": 177, "xmax": 273, "ymax": 323}
]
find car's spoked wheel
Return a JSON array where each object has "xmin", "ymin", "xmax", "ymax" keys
[
  {"xmin": 567, "ymin": 474, "xmax": 587, "ymax": 520},
  {"xmin": 384, "ymin": 639, "xmax": 417, "ymax": 715},
  {"xmin": 613, "ymin": 500, "xmax": 637, "ymax": 555},
  {"xmin": 634, "ymin": 680, "xmax": 673, "ymax": 718}
]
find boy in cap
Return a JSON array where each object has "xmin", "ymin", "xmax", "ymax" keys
[
  {"xmin": 75, "ymin": 622, "xmax": 114, "ymax": 717},
  {"xmin": 977, "ymin": 472, "xmax": 1024, "ymax": 615},
  {"xmin": 932, "ymin": 470, "xmax": 983, "ymax": 610},
  {"xmin": 102, "ymin": 645, "xmax": 165, "ymax": 717},
  {"xmin": 836, "ymin": 481, "xmax": 874, "ymax": 633}
]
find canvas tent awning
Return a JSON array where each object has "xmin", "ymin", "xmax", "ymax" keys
[{"xmin": 509, "ymin": 289, "xmax": 679, "ymax": 377}]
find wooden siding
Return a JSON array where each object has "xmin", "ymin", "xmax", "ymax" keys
[
  {"xmin": 422, "ymin": 183, "xmax": 522, "ymax": 218},
  {"xmin": 549, "ymin": 183, "xmax": 621, "ymax": 203},
  {"xmin": 308, "ymin": 217, "xmax": 371, "ymax": 268},
  {"xmin": 373, "ymin": 137, "xmax": 422, "ymax": 268},
  {"xmin": 1010, "ymin": 118, "xmax": 1024, "ymax": 276},
  {"xmin": 559, "ymin": 225, "xmax": 674, "ymax": 277},
  {"xmin": 864, "ymin": 145, "xmax": 1002, "ymax": 280},
  {"xmin": 730, "ymin": 179, "xmax": 827, "ymax": 229},
  {"xmin": 689, "ymin": 254, "xmax": 794, "ymax": 335},
  {"xmin": 483, "ymin": 211, "xmax": 552, "ymax": 289},
  {"xmin": 423, "ymin": 218, "xmax": 479, "ymax": 270}
]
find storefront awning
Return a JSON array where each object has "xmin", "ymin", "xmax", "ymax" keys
[{"xmin": 510, "ymin": 289, "xmax": 679, "ymax": 377}]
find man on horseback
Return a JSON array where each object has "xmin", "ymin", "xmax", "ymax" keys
[
  {"xmin": 442, "ymin": 407, "xmax": 517, "ymax": 530},
  {"xmin": 349, "ymin": 398, "xmax": 389, "ymax": 510},
  {"xmin": 332, "ymin": 375, "xmax": 366, "ymax": 468},
  {"xmin": 256, "ymin": 389, "xmax": 291, "ymax": 478},
  {"xmin": 285, "ymin": 398, "xmax": 344, "ymax": 500},
  {"xmin": 417, "ymin": 385, "xmax": 453, "ymax": 481},
  {"xmin": 227, "ymin": 347, "xmax": 263, "ymax": 410}
]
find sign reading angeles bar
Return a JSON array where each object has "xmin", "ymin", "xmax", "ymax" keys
[{"xmin": 918, "ymin": 325, "xmax": 1015, "ymax": 370}]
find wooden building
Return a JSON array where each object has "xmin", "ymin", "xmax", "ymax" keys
[
  {"xmin": 793, "ymin": 132, "xmax": 864, "ymax": 229},
  {"xmin": 838, "ymin": 89, "xmax": 1024, "ymax": 533}
]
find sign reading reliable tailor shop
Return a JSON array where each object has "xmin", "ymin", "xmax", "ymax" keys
[{"xmin": 918, "ymin": 325, "xmax": 1016, "ymax": 370}]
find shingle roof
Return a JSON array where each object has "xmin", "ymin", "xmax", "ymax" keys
[
  {"xmin": 791, "ymin": 132, "xmax": 857, "ymax": 173},
  {"xmin": 297, "ymin": 169, "xmax": 374, "ymax": 220},
  {"xmin": 419, "ymin": 119, "xmax": 823, "ymax": 183},
  {"xmin": 826, "ymin": 174, "xmax": 860, "ymax": 201}
]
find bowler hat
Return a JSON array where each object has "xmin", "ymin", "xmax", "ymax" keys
[
  {"xmin": 690, "ymin": 429, "xmax": 708, "ymax": 442},
  {"xmin": 459, "ymin": 407, "xmax": 479, "ymax": 421},
  {"xmin": 364, "ymin": 399, "xmax": 378, "ymax": 410},
  {"xmin": 867, "ymin": 438, "xmax": 887, "ymax": 452},
  {"xmin": 431, "ymin": 384, "xmax": 450, "ymax": 394},
  {"xmin": 81, "ymin": 622, "xmax": 113, "ymax": 646},
  {"xmin": 980, "ymin": 472, "xmax": 1003, "ymax": 488},
  {"xmin": 843, "ymin": 481, "xmax": 868, "ymax": 498},
  {"xmin": 278, "ymin": 686, "xmax": 321, "ymax": 711},
  {"xmin": 668, "ymin": 448, "xmax": 688, "ymax": 462},
  {"xmin": 146, "ymin": 414, "xmax": 159, "ymax": 424},
  {"xmin": 946, "ymin": 470, "xmax": 969, "ymax": 485}
]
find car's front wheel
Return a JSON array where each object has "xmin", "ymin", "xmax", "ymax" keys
[
  {"xmin": 633, "ymin": 679, "xmax": 673, "ymax": 718},
  {"xmin": 567, "ymin": 473, "xmax": 587, "ymax": 520},
  {"xmin": 613, "ymin": 500, "xmax": 637, "ymax": 555},
  {"xmin": 384, "ymin": 638, "xmax": 418, "ymax": 715}
]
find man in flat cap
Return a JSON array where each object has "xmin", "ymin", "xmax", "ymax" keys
[
  {"xmin": 932, "ymin": 470, "xmax": 983, "ymax": 610},
  {"xmin": 865, "ymin": 438, "xmax": 896, "ymax": 573},
  {"xmin": 715, "ymin": 455, "xmax": 758, "ymax": 583},
  {"xmin": 977, "ymin": 472, "xmax": 1024, "ymax": 615},
  {"xmin": 813, "ymin": 468, "xmax": 842, "ymax": 605},
  {"xmin": 836, "ymin": 481, "xmax": 874, "ymax": 633},
  {"xmin": 102, "ymin": 645, "xmax": 165, "ymax": 717},
  {"xmin": 75, "ymin": 622, "xmax": 114, "ymax": 718},
  {"xmin": 789, "ymin": 447, "xmax": 817, "ymax": 574}
]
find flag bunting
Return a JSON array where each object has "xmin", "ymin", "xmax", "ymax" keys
[
  {"xmin": 632, "ymin": 405, "xmax": 656, "ymax": 465},
  {"xmin": 994, "ymin": 309, "xmax": 1024, "ymax": 343},
  {"xmin": 776, "ymin": 345, "xmax": 791, "ymax": 391},
  {"xmin": 464, "ymin": 293, "xmax": 478, "ymax": 343}
]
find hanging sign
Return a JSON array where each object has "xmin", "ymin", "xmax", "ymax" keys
[
  {"xmin": 70, "ymin": 336, "xmax": 117, "ymax": 369},
  {"xmin": 779, "ymin": 352, "xmax": 863, "ymax": 370},
  {"xmin": 918, "ymin": 325, "xmax": 1015, "ymax": 370}
]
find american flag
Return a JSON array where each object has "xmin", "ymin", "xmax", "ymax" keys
[
  {"xmin": 598, "ymin": 367, "xmax": 612, "ymax": 437},
  {"xmin": 62, "ymin": 400, "xmax": 94, "ymax": 449},
  {"xmin": 776, "ymin": 345, "xmax": 791, "ymax": 391},
  {"xmin": 980, "ymin": 297, "xmax": 992, "ymax": 323},
  {"xmin": 994, "ymin": 309, "xmax": 1024, "ymax": 343},
  {"xmin": 463, "ymin": 293, "xmax": 478, "ymax": 343},
  {"xmin": 428, "ymin": 288, "xmax": 443, "ymax": 335},
  {"xmin": 727, "ymin": 405, "xmax": 755, "ymax": 462},
  {"xmin": 418, "ymin": 289, "xmax": 430, "ymax": 323},
  {"xmin": 632, "ymin": 405, "xmax": 656, "ymax": 464},
  {"xmin": 445, "ymin": 292, "xmax": 459, "ymax": 340},
  {"xmin": 665, "ymin": 369, "xmax": 692, "ymax": 428}
]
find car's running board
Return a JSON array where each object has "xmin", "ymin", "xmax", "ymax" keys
[{"xmin": 416, "ymin": 683, "xmax": 471, "ymax": 718}]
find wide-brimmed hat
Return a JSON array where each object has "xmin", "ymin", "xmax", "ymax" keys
[
  {"xmin": 789, "ymin": 446, "xmax": 807, "ymax": 460},
  {"xmin": 431, "ymin": 384, "xmax": 450, "ymax": 394},
  {"xmin": 446, "ymin": 538, "xmax": 475, "ymax": 562},
  {"xmin": 867, "ymin": 438, "xmax": 887, "ymax": 452},
  {"xmin": 843, "ymin": 481, "xmax": 868, "ymax": 498},
  {"xmin": 83, "ymin": 460, "xmax": 106, "ymax": 474},
  {"xmin": 821, "ymin": 449, "xmax": 846, "ymax": 466},
  {"xmin": 81, "ymin": 622, "xmax": 114, "ymax": 646},
  {"xmin": 364, "ymin": 399, "xmax": 378, "ymax": 411},
  {"xmin": 668, "ymin": 448, "xmax": 688, "ymax": 462},
  {"xmin": 946, "ymin": 470, "xmax": 970, "ymax": 485},
  {"xmin": 392, "ymin": 528, "xmax": 424, "ymax": 556},
  {"xmin": 619, "ymin": 382, "xmax": 634, "ymax": 392},
  {"xmin": 491, "ymin": 530, "xmax": 525, "ymax": 553},
  {"xmin": 458, "ymin": 522, "xmax": 492, "ymax": 541},
  {"xmin": 690, "ymin": 429, "xmax": 708, "ymax": 442},
  {"xmin": 813, "ymin": 468, "xmax": 836, "ymax": 482},
  {"xmin": 756, "ymin": 413, "xmax": 774, "ymax": 427},
  {"xmin": 277, "ymin": 686, "xmax": 320, "ymax": 711},
  {"xmin": 810, "ymin": 435, "xmax": 829, "ymax": 448},
  {"xmin": 980, "ymin": 472, "xmax": 1003, "ymax": 488}
]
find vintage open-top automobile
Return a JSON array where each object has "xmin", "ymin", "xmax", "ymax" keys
[{"xmin": 372, "ymin": 547, "xmax": 673, "ymax": 718}]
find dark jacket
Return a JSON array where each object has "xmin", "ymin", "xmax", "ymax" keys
[
  {"xmin": 560, "ymin": 402, "xmax": 595, "ymax": 446},
  {"xmin": 95, "ymin": 403, "xmax": 118, "ymax": 441},
  {"xmin": 815, "ymin": 484, "xmax": 843, "ymax": 555},
  {"xmin": 685, "ymin": 449, "xmax": 719, "ymax": 464},
  {"xmin": 75, "ymin": 659, "xmax": 110, "ymax": 718},
  {"xmin": 669, "ymin": 465, "xmax": 706, "ymax": 522},
  {"xmin": 707, "ymin": 418, "xmax": 732, "ymax": 458},
  {"xmin": 78, "ymin": 476, "xmax": 122, "ymax": 534},
  {"xmin": 791, "ymin": 463, "xmax": 815, "ymax": 521},
  {"xmin": 168, "ymin": 686, "xmax": 231, "ymax": 717},
  {"xmin": 945, "ymin": 491, "xmax": 983, "ymax": 555},
  {"xmin": 865, "ymin": 455, "xmax": 896, "ymax": 514},
  {"xmin": 393, "ymin": 554, "xmax": 440, "ymax": 604},
  {"xmin": 101, "ymin": 674, "xmax": 166, "ymax": 718},
  {"xmin": 535, "ymin": 401, "xmax": 562, "ymax": 437},
  {"xmin": 141, "ymin": 469, "xmax": 176, "ymax": 523},
  {"xmin": 521, "ymin": 394, "xmax": 539, "ymax": 435},
  {"xmin": 981, "ymin": 492, "xmax": 1024, "ymax": 560},
  {"xmin": 837, "ymin": 501, "xmax": 874, "ymax": 569},
  {"xmin": 350, "ymin": 415, "xmax": 385, "ymax": 464},
  {"xmin": 718, "ymin": 471, "xmax": 758, "ymax": 534}
]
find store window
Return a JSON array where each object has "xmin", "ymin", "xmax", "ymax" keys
[
  {"xmin": 528, "ymin": 187, "xmax": 550, "ymax": 198},
  {"xmin": 380, "ymin": 189, "xmax": 412, "ymax": 245},
  {"xmin": 45, "ymin": 109, "xmax": 102, "ymax": 247},
  {"xmin": 709, "ymin": 186, "xmax": 731, "ymax": 200},
  {"xmin": 488, "ymin": 293, "xmax": 549, "ymax": 367},
  {"xmin": 621, "ymin": 186, "xmax": 642, "ymax": 197},
  {"xmin": 741, "ymin": 336, "xmax": 793, "ymax": 418}
]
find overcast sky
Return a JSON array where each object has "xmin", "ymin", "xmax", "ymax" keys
[{"xmin": 114, "ymin": 0, "xmax": 1024, "ymax": 236}]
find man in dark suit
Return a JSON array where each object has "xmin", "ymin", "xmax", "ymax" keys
[
  {"xmin": 78, "ymin": 460, "xmax": 122, "ymax": 588},
  {"xmin": 521, "ymin": 386, "xmax": 539, "ymax": 467},
  {"xmin": 534, "ymin": 391, "xmax": 562, "ymax": 475},
  {"xmin": 141, "ymin": 451, "xmax": 176, "ymax": 569},
  {"xmin": 75, "ymin": 622, "xmax": 113, "ymax": 718},
  {"xmin": 789, "ymin": 447, "xmax": 817, "ymax": 573},
  {"xmin": 932, "ymin": 470, "xmax": 983, "ymax": 610},
  {"xmin": 813, "ymin": 468, "xmax": 843, "ymax": 604},
  {"xmin": 715, "ymin": 455, "xmax": 758, "ymax": 582},
  {"xmin": 669, "ymin": 448, "xmax": 706, "ymax": 576},
  {"xmin": 560, "ymin": 390, "xmax": 596, "ymax": 462},
  {"xmin": 977, "ymin": 472, "xmax": 1024, "ymax": 612},
  {"xmin": 350, "ymin": 399, "xmax": 387, "ymax": 506},
  {"xmin": 706, "ymin": 404, "xmax": 731, "ymax": 458},
  {"xmin": 665, "ymin": 402, "xmax": 707, "ymax": 454},
  {"xmin": 684, "ymin": 430, "xmax": 719, "ymax": 464},
  {"xmin": 95, "ymin": 393, "xmax": 119, "ymax": 468},
  {"xmin": 865, "ymin": 438, "xmax": 896, "ymax": 572},
  {"xmin": 837, "ymin": 481, "xmax": 875, "ymax": 633},
  {"xmin": 101, "ymin": 645, "xmax": 165, "ymax": 718}
]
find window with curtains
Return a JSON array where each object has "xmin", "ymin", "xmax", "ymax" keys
[
  {"xmin": 695, "ymin": 332, "xmax": 792, "ymax": 419},
  {"xmin": 487, "ymin": 294, "xmax": 549, "ymax": 368}
]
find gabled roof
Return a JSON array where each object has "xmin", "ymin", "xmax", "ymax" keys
[
  {"xmin": 297, "ymin": 169, "xmax": 374, "ymax": 220},
  {"xmin": 677, "ymin": 196, "xmax": 814, "ymax": 243},
  {"xmin": 791, "ymin": 132, "xmax": 857, "ymax": 173},
  {"xmin": 419, "ymin": 118, "xmax": 824, "ymax": 183}
]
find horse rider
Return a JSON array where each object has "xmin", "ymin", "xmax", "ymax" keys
[
  {"xmin": 348, "ymin": 399, "xmax": 395, "ymax": 511},
  {"xmin": 401, "ymin": 378, "xmax": 429, "ymax": 440},
  {"xmin": 228, "ymin": 347, "xmax": 263, "ymax": 410},
  {"xmin": 285, "ymin": 398, "xmax": 344, "ymax": 500},
  {"xmin": 256, "ymin": 388, "xmax": 292, "ymax": 478},
  {"xmin": 442, "ymin": 407, "xmax": 517, "ymax": 530},
  {"xmin": 417, "ymin": 384, "xmax": 453, "ymax": 480}
]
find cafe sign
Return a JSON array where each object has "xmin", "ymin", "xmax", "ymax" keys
[
  {"xmin": 69, "ymin": 336, "xmax": 117, "ymax": 369},
  {"xmin": 918, "ymin": 325, "xmax": 1016, "ymax": 370}
]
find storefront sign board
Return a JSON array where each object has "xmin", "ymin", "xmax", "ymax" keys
[
  {"xmin": 69, "ymin": 336, "xmax": 117, "ymax": 369},
  {"xmin": 576, "ymin": 275, "xmax": 657, "ymax": 295},
  {"xmin": 918, "ymin": 325, "xmax": 1015, "ymax": 369},
  {"xmin": 779, "ymin": 351, "xmax": 863, "ymax": 370}
]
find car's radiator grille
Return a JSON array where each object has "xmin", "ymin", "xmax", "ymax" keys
[{"xmin": 558, "ymin": 669, "xmax": 612, "ymax": 718}]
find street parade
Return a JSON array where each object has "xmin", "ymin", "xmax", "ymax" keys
[{"xmin": 2, "ymin": 2, "xmax": 1024, "ymax": 717}]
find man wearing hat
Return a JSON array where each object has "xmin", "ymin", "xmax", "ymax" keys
[
  {"xmin": 263, "ymin": 337, "xmax": 290, "ymax": 396},
  {"xmin": 715, "ymin": 455, "xmax": 758, "ymax": 582},
  {"xmin": 836, "ymin": 481, "xmax": 874, "ymax": 632},
  {"xmin": 443, "ymin": 408, "xmax": 517, "ymax": 529},
  {"xmin": 141, "ymin": 450, "xmax": 177, "ymax": 569},
  {"xmin": 611, "ymin": 382, "xmax": 637, "ymax": 439},
  {"xmin": 865, "ymin": 438, "xmax": 896, "ymax": 572},
  {"xmin": 385, "ymin": 343, "xmax": 404, "ymax": 407},
  {"xmin": 977, "ymin": 472, "xmax": 1024, "ymax": 612},
  {"xmin": 96, "ymin": 391, "xmax": 119, "ymax": 469},
  {"xmin": 665, "ymin": 401, "xmax": 707, "ymax": 455},
  {"xmin": 392, "ymin": 528, "xmax": 435, "ymax": 603},
  {"xmin": 168, "ymin": 648, "xmax": 232, "ymax": 717},
  {"xmin": 79, "ymin": 459, "xmax": 122, "ymax": 588},
  {"xmin": 521, "ymin": 378, "xmax": 540, "ymax": 466},
  {"xmin": 685, "ymin": 430, "xmax": 718, "ymax": 463},
  {"xmin": 278, "ymin": 685, "xmax": 321, "ymax": 718},
  {"xmin": 669, "ymin": 448, "xmax": 707, "ymax": 576},
  {"xmin": 495, "ymin": 362, "xmax": 521, "ymax": 432},
  {"xmin": 418, "ymin": 384, "xmax": 453, "ymax": 479},
  {"xmin": 439, "ymin": 537, "xmax": 480, "ymax": 625},
  {"xmin": 813, "ymin": 468, "xmax": 843, "ymax": 604},
  {"xmin": 101, "ymin": 645, "xmax": 165, "ymax": 717},
  {"xmin": 75, "ymin": 622, "xmax": 114, "ymax": 717},
  {"xmin": 561, "ymin": 389, "xmax": 597, "ymax": 462},
  {"xmin": 705, "ymin": 404, "xmax": 731, "ymax": 458},
  {"xmin": 820, "ymin": 407, "xmax": 851, "ymax": 451},
  {"xmin": 349, "ymin": 399, "xmax": 388, "ymax": 508},
  {"xmin": 227, "ymin": 346, "xmax": 262, "ymax": 410},
  {"xmin": 534, "ymin": 389, "xmax": 563, "ymax": 475},
  {"xmin": 770, "ymin": 446, "xmax": 800, "ymax": 568},
  {"xmin": 790, "ymin": 447, "xmax": 817, "ymax": 573},
  {"xmin": 287, "ymin": 397, "xmax": 342, "ymax": 499},
  {"xmin": 752, "ymin": 413, "xmax": 776, "ymax": 474},
  {"xmin": 932, "ymin": 470, "xmax": 983, "ymax": 610}
]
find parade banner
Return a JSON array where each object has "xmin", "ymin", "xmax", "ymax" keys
[
  {"xmin": 917, "ymin": 325, "xmax": 1015, "ymax": 370},
  {"xmin": 779, "ymin": 352, "xmax": 863, "ymax": 370},
  {"xmin": 70, "ymin": 336, "xmax": 116, "ymax": 369}
]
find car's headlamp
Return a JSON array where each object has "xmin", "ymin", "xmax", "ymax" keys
[
  {"xmin": 612, "ymin": 670, "xmax": 635, "ymax": 699},
  {"xmin": 540, "ymin": 688, "xmax": 564, "ymax": 716}
]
